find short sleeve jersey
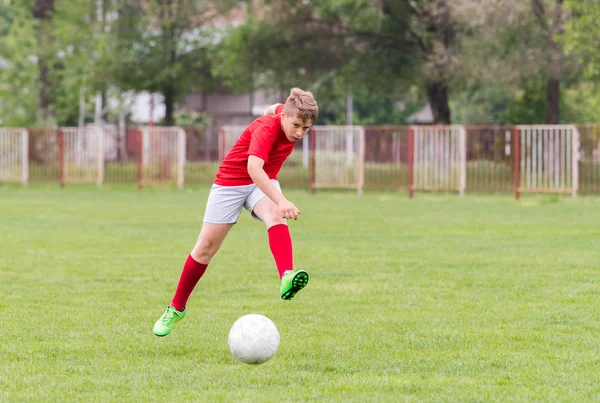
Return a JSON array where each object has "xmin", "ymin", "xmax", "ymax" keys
[{"xmin": 214, "ymin": 104, "xmax": 295, "ymax": 186}]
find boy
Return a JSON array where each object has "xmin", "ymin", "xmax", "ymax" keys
[{"xmin": 153, "ymin": 87, "xmax": 319, "ymax": 337}]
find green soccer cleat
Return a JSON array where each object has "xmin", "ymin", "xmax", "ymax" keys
[
  {"xmin": 280, "ymin": 270, "xmax": 309, "ymax": 301},
  {"xmin": 153, "ymin": 306, "xmax": 186, "ymax": 337}
]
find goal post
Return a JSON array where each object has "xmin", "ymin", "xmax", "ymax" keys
[{"xmin": 0, "ymin": 128, "xmax": 28, "ymax": 186}]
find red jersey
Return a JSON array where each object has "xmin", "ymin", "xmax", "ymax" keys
[{"xmin": 215, "ymin": 104, "xmax": 295, "ymax": 186}]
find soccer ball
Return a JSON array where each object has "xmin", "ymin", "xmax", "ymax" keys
[{"xmin": 228, "ymin": 314, "xmax": 280, "ymax": 365}]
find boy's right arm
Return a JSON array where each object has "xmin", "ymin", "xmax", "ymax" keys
[{"xmin": 247, "ymin": 155, "xmax": 300, "ymax": 220}]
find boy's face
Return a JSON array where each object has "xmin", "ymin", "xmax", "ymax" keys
[{"xmin": 281, "ymin": 109, "xmax": 313, "ymax": 142}]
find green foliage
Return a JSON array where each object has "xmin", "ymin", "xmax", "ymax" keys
[
  {"xmin": 0, "ymin": 0, "xmax": 112, "ymax": 126},
  {"xmin": 209, "ymin": 22, "xmax": 267, "ymax": 92},
  {"xmin": 502, "ymin": 81, "xmax": 548, "ymax": 125},
  {"xmin": 108, "ymin": 0, "xmax": 227, "ymax": 125},
  {"xmin": 451, "ymin": 85, "xmax": 512, "ymax": 125},
  {"xmin": 0, "ymin": 0, "xmax": 16, "ymax": 36},
  {"xmin": 49, "ymin": 0, "xmax": 106, "ymax": 126},
  {"xmin": 563, "ymin": 0, "xmax": 600, "ymax": 80},
  {"xmin": 311, "ymin": 75, "xmax": 423, "ymax": 125},
  {"xmin": 469, "ymin": 80, "xmax": 579, "ymax": 125},
  {"xmin": 214, "ymin": 0, "xmax": 418, "ymax": 125},
  {"xmin": 562, "ymin": 0, "xmax": 600, "ymax": 122},
  {"xmin": 453, "ymin": 78, "xmax": 600, "ymax": 125},
  {"xmin": 0, "ymin": 0, "xmax": 599, "ymax": 127},
  {"xmin": 562, "ymin": 82, "xmax": 600, "ymax": 124},
  {"xmin": 0, "ymin": 4, "xmax": 39, "ymax": 126},
  {"xmin": 174, "ymin": 109, "xmax": 212, "ymax": 127}
]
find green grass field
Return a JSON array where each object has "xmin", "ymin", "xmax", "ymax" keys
[{"xmin": 1, "ymin": 184, "xmax": 600, "ymax": 402}]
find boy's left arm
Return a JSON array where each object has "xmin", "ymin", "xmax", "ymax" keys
[{"xmin": 263, "ymin": 103, "xmax": 283, "ymax": 115}]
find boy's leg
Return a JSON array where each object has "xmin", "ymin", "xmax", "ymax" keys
[
  {"xmin": 252, "ymin": 196, "xmax": 309, "ymax": 300},
  {"xmin": 172, "ymin": 222, "xmax": 234, "ymax": 310},
  {"xmin": 153, "ymin": 223, "xmax": 232, "ymax": 337},
  {"xmin": 154, "ymin": 183, "xmax": 250, "ymax": 335},
  {"xmin": 253, "ymin": 197, "xmax": 290, "ymax": 279}
]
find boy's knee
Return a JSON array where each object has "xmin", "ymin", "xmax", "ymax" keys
[
  {"xmin": 193, "ymin": 238, "xmax": 217, "ymax": 260},
  {"xmin": 263, "ymin": 211, "xmax": 286, "ymax": 227},
  {"xmin": 267, "ymin": 204, "xmax": 285, "ymax": 220},
  {"xmin": 254, "ymin": 199, "xmax": 285, "ymax": 226}
]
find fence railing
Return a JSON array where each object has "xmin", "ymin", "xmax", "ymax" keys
[
  {"xmin": 0, "ymin": 128, "xmax": 28, "ymax": 185},
  {"xmin": 2, "ymin": 125, "xmax": 600, "ymax": 198}
]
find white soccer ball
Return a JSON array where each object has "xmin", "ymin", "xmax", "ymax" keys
[{"xmin": 228, "ymin": 314, "xmax": 280, "ymax": 365}]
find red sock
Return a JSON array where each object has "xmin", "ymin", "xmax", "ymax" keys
[
  {"xmin": 268, "ymin": 224, "xmax": 293, "ymax": 279},
  {"xmin": 171, "ymin": 255, "xmax": 208, "ymax": 311}
]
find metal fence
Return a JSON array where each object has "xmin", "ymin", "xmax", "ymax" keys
[
  {"xmin": 516, "ymin": 125, "xmax": 578, "ymax": 198},
  {"xmin": 577, "ymin": 125, "xmax": 600, "ymax": 194},
  {"xmin": 2, "ymin": 124, "xmax": 600, "ymax": 198},
  {"xmin": 0, "ymin": 128, "xmax": 28, "ymax": 185}
]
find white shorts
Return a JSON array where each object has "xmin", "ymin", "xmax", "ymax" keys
[{"xmin": 203, "ymin": 180, "xmax": 282, "ymax": 224}]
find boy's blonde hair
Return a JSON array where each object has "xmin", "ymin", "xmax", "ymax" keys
[{"xmin": 284, "ymin": 87, "xmax": 319, "ymax": 122}]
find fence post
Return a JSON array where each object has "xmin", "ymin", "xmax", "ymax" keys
[
  {"xmin": 177, "ymin": 128, "xmax": 186, "ymax": 190},
  {"xmin": 513, "ymin": 127, "xmax": 520, "ymax": 200},
  {"xmin": 97, "ymin": 127, "xmax": 104, "ymax": 188},
  {"xmin": 459, "ymin": 126, "xmax": 467, "ymax": 198},
  {"xmin": 303, "ymin": 132, "xmax": 309, "ymax": 167},
  {"xmin": 21, "ymin": 129, "xmax": 29, "ymax": 187},
  {"xmin": 572, "ymin": 125, "xmax": 580, "ymax": 200},
  {"xmin": 408, "ymin": 127, "xmax": 414, "ymax": 199},
  {"xmin": 310, "ymin": 128, "xmax": 317, "ymax": 195},
  {"xmin": 58, "ymin": 129, "xmax": 65, "ymax": 188},
  {"xmin": 357, "ymin": 127, "xmax": 365, "ymax": 197},
  {"xmin": 218, "ymin": 128, "xmax": 225, "ymax": 161},
  {"xmin": 137, "ymin": 129, "xmax": 143, "ymax": 189},
  {"xmin": 204, "ymin": 125, "xmax": 211, "ymax": 162}
]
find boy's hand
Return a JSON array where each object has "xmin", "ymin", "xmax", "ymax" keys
[{"xmin": 277, "ymin": 199, "xmax": 300, "ymax": 220}]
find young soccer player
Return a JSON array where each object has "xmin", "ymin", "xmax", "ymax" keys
[{"xmin": 153, "ymin": 87, "xmax": 319, "ymax": 337}]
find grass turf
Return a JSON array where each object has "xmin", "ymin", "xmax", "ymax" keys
[{"xmin": 1, "ymin": 183, "xmax": 599, "ymax": 402}]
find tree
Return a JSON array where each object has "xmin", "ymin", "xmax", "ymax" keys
[
  {"xmin": 563, "ymin": 0, "xmax": 600, "ymax": 80},
  {"xmin": 0, "ymin": 0, "xmax": 40, "ymax": 126},
  {"xmin": 396, "ymin": 0, "xmax": 458, "ymax": 123},
  {"xmin": 214, "ymin": 0, "xmax": 419, "ymax": 124},
  {"xmin": 0, "ymin": 1, "xmax": 17, "ymax": 36},
  {"xmin": 562, "ymin": 0, "xmax": 600, "ymax": 123},
  {"xmin": 531, "ymin": 0, "xmax": 566, "ymax": 124},
  {"xmin": 218, "ymin": 0, "xmax": 504, "ymax": 124},
  {"xmin": 50, "ymin": 0, "xmax": 115, "ymax": 126},
  {"xmin": 0, "ymin": 0, "xmax": 111, "ymax": 126},
  {"xmin": 33, "ymin": 0, "xmax": 55, "ymax": 124},
  {"xmin": 449, "ymin": 0, "xmax": 589, "ymax": 124},
  {"xmin": 108, "ymin": 0, "xmax": 233, "ymax": 126}
]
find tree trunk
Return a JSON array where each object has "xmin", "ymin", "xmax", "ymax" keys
[
  {"xmin": 37, "ymin": 52, "xmax": 52, "ymax": 122},
  {"xmin": 426, "ymin": 81, "xmax": 451, "ymax": 124},
  {"xmin": 533, "ymin": 0, "xmax": 564, "ymax": 124},
  {"xmin": 546, "ymin": 77, "xmax": 560, "ymax": 124},
  {"xmin": 546, "ymin": 0, "xmax": 564, "ymax": 124},
  {"xmin": 164, "ymin": 86, "xmax": 174, "ymax": 126},
  {"xmin": 33, "ymin": 0, "xmax": 55, "ymax": 124},
  {"xmin": 163, "ymin": 18, "xmax": 177, "ymax": 127}
]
